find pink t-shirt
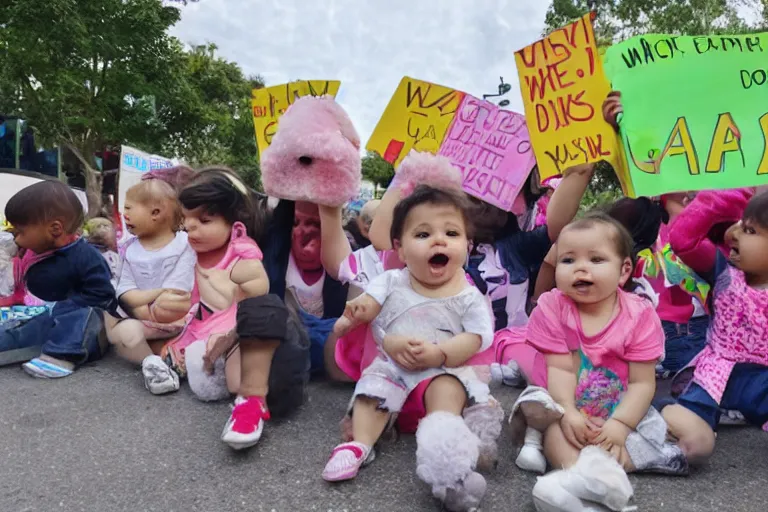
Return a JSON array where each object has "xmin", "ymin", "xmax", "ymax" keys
[{"xmin": 527, "ymin": 288, "xmax": 664, "ymax": 419}]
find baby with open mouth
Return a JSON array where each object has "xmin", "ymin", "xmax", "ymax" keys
[{"xmin": 322, "ymin": 184, "xmax": 495, "ymax": 511}]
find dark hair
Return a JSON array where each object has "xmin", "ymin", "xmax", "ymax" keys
[
  {"xmin": 390, "ymin": 185, "xmax": 473, "ymax": 245},
  {"xmin": 6, "ymin": 180, "xmax": 84, "ymax": 233},
  {"xmin": 744, "ymin": 189, "xmax": 768, "ymax": 229},
  {"xmin": 178, "ymin": 167, "xmax": 266, "ymax": 240},
  {"xmin": 564, "ymin": 211, "xmax": 633, "ymax": 261},
  {"xmin": 606, "ymin": 197, "xmax": 664, "ymax": 257},
  {"xmin": 467, "ymin": 196, "xmax": 510, "ymax": 244}
]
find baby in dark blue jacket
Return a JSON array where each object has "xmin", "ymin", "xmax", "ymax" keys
[{"xmin": 0, "ymin": 180, "xmax": 116, "ymax": 378}]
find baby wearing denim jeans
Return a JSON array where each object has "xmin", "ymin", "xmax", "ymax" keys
[{"xmin": 0, "ymin": 180, "xmax": 116, "ymax": 378}]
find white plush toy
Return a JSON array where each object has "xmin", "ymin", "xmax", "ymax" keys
[{"xmin": 0, "ymin": 231, "xmax": 18, "ymax": 298}]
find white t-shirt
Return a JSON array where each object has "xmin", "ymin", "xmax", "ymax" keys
[
  {"xmin": 285, "ymin": 253, "xmax": 325, "ymax": 317},
  {"xmin": 116, "ymin": 231, "xmax": 196, "ymax": 298},
  {"xmin": 365, "ymin": 268, "xmax": 494, "ymax": 352}
]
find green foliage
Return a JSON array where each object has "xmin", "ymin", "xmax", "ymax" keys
[
  {"xmin": 361, "ymin": 151, "xmax": 395, "ymax": 189},
  {"xmin": 0, "ymin": 0, "xmax": 264, "ymax": 213},
  {"xmin": 157, "ymin": 43, "xmax": 264, "ymax": 189},
  {"xmin": 0, "ymin": 0, "xmax": 182, "ymax": 156},
  {"xmin": 545, "ymin": 0, "xmax": 767, "ymax": 43},
  {"xmin": 579, "ymin": 184, "xmax": 624, "ymax": 213}
]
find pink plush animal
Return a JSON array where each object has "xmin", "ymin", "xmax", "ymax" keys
[
  {"xmin": 393, "ymin": 150, "xmax": 463, "ymax": 198},
  {"xmin": 261, "ymin": 95, "xmax": 361, "ymax": 206}
]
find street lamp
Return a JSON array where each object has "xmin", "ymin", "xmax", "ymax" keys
[{"xmin": 483, "ymin": 77, "xmax": 512, "ymax": 107}]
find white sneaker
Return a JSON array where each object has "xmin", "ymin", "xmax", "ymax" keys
[
  {"xmin": 490, "ymin": 361, "xmax": 526, "ymax": 388},
  {"xmin": 141, "ymin": 355, "xmax": 180, "ymax": 395},
  {"xmin": 533, "ymin": 447, "xmax": 635, "ymax": 512},
  {"xmin": 533, "ymin": 471, "xmax": 608, "ymax": 512},
  {"xmin": 516, "ymin": 427, "xmax": 547, "ymax": 474}
]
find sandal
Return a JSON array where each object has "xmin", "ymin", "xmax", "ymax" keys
[{"xmin": 322, "ymin": 442, "xmax": 375, "ymax": 482}]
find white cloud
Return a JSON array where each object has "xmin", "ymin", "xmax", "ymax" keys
[{"xmin": 169, "ymin": 0, "xmax": 548, "ymax": 146}]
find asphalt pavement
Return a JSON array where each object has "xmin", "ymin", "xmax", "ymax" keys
[{"xmin": 2, "ymin": 355, "xmax": 767, "ymax": 512}]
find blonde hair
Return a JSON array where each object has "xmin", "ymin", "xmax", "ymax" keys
[
  {"xmin": 126, "ymin": 179, "xmax": 182, "ymax": 230},
  {"xmin": 85, "ymin": 217, "xmax": 116, "ymax": 251}
]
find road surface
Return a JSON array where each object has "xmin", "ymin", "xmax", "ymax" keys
[{"xmin": 2, "ymin": 356, "xmax": 767, "ymax": 511}]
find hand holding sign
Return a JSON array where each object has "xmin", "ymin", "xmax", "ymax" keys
[{"xmin": 514, "ymin": 13, "xmax": 631, "ymax": 194}]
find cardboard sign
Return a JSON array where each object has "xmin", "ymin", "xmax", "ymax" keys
[
  {"xmin": 604, "ymin": 32, "xmax": 768, "ymax": 196},
  {"xmin": 368, "ymin": 77, "xmax": 537, "ymax": 210},
  {"xmin": 515, "ymin": 12, "xmax": 628, "ymax": 191},
  {"xmin": 367, "ymin": 77, "xmax": 465, "ymax": 167},
  {"xmin": 438, "ymin": 95, "xmax": 535, "ymax": 211},
  {"xmin": 251, "ymin": 80, "xmax": 341, "ymax": 154}
]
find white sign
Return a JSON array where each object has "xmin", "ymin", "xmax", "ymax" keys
[{"xmin": 0, "ymin": 171, "xmax": 88, "ymax": 216}]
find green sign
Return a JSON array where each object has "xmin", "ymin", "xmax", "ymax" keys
[{"xmin": 604, "ymin": 33, "xmax": 768, "ymax": 196}]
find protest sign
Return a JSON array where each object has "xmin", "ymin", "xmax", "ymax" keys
[
  {"xmin": 438, "ymin": 95, "xmax": 535, "ymax": 211},
  {"xmin": 368, "ymin": 77, "xmax": 537, "ymax": 210},
  {"xmin": 604, "ymin": 32, "xmax": 768, "ymax": 196},
  {"xmin": 251, "ymin": 80, "xmax": 341, "ymax": 154},
  {"xmin": 515, "ymin": 12, "xmax": 628, "ymax": 191},
  {"xmin": 367, "ymin": 77, "xmax": 465, "ymax": 167}
]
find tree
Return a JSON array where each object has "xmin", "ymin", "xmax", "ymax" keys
[
  {"xmin": 543, "ymin": 0, "xmax": 768, "ymax": 201},
  {"xmin": 361, "ymin": 151, "xmax": 395, "ymax": 192},
  {"xmin": 0, "ymin": 0, "xmax": 188, "ymax": 216},
  {"xmin": 157, "ymin": 43, "xmax": 264, "ymax": 190},
  {"xmin": 545, "ymin": 0, "xmax": 767, "ymax": 44},
  {"xmin": 0, "ymin": 0, "xmax": 264, "ymax": 217}
]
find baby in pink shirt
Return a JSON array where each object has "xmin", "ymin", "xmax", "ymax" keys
[
  {"xmin": 521, "ymin": 213, "xmax": 687, "ymax": 512},
  {"xmin": 529, "ymin": 285, "xmax": 663, "ymax": 419}
]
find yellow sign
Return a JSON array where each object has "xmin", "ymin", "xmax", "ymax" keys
[
  {"xmin": 515, "ymin": 13, "xmax": 632, "ymax": 194},
  {"xmin": 251, "ymin": 80, "xmax": 341, "ymax": 155},
  {"xmin": 366, "ymin": 77, "xmax": 465, "ymax": 167}
]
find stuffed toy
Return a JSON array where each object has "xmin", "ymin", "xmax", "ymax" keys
[
  {"xmin": 261, "ymin": 95, "xmax": 361, "ymax": 207},
  {"xmin": 416, "ymin": 411, "xmax": 487, "ymax": 512},
  {"xmin": 0, "ymin": 231, "xmax": 18, "ymax": 298},
  {"xmin": 392, "ymin": 150, "xmax": 463, "ymax": 198}
]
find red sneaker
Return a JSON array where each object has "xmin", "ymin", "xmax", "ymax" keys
[{"xmin": 221, "ymin": 396, "xmax": 271, "ymax": 450}]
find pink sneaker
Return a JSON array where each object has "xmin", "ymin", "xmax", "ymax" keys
[
  {"xmin": 322, "ymin": 442, "xmax": 375, "ymax": 482},
  {"xmin": 221, "ymin": 396, "xmax": 271, "ymax": 450}
]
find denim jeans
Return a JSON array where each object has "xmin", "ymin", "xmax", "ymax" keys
[
  {"xmin": 677, "ymin": 364, "xmax": 768, "ymax": 430},
  {"xmin": 661, "ymin": 316, "xmax": 709, "ymax": 373},
  {"xmin": 0, "ymin": 302, "xmax": 107, "ymax": 366},
  {"xmin": 297, "ymin": 309, "xmax": 337, "ymax": 375}
]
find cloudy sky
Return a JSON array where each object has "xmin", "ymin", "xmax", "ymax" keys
[{"xmin": 170, "ymin": 0, "xmax": 549, "ymax": 145}]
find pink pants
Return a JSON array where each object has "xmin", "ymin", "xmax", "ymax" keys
[{"xmin": 494, "ymin": 326, "xmax": 548, "ymax": 388}]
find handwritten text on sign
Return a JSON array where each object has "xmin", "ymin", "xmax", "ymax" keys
[
  {"xmin": 438, "ymin": 96, "xmax": 535, "ymax": 211},
  {"xmin": 251, "ymin": 80, "xmax": 341, "ymax": 154},
  {"xmin": 366, "ymin": 77, "xmax": 465, "ymax": 167},
  {"xmin": 603, "ymin": 32, "xmax": 768, "ymax": 196},
  {"xmin": 515, "ymin": 12, "xmax": 622, "ymax": 182}
]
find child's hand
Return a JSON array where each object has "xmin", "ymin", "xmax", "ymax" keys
[
  {"xmin": 409, "ymin": 341, "xmax": 446, "ymax": 370},
  {"xmin": 602, "ymin": 91, "xmax": 622, "ymax": 130},
  {"xmin": 560, "ymin": 408, "xmax": 595, "ymax": 449},
  {"xmin": 660, "ymin": 192, "xmax": 689, "ymax": 217},
  {"xmin": 382, "ymin": 334, "xmax": 419, "ymax": 370},
  {"xmin": 203, "ymin": 330, "xmax": 237, "ymax": 375},
  {"xmin": 562, "ymin": 162, "xmax": 595, "ymax": 178},
  {"xmin": 593, "ymin": 418, "xmax": 631, "ymax": 452},
  {"xmin": 333, "ymin": 300, "xmax": 369, "ymax": 337}
]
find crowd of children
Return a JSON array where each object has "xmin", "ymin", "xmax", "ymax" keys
[{"xmin": 0, "ymin": 90, "xmax": 766, "ymax": 512}]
